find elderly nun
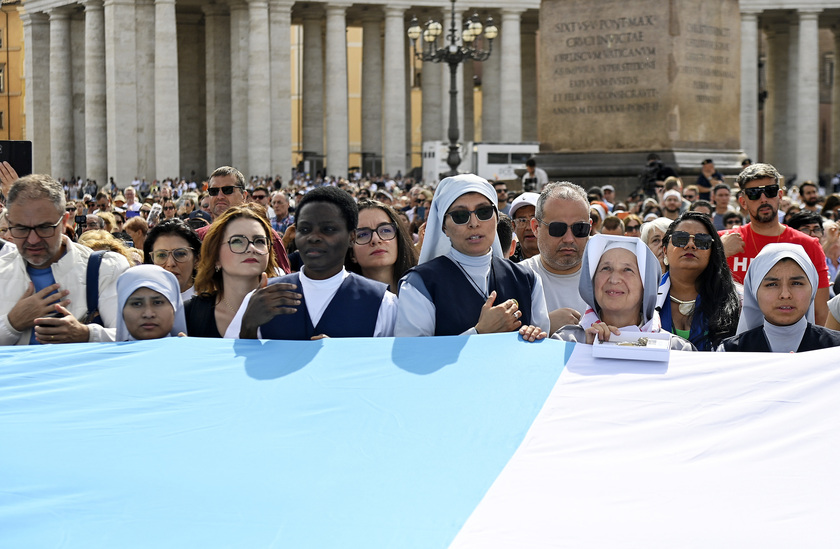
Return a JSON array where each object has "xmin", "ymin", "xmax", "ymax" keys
[
  {"xmin": 553, "ymin": 234, "xmax": 695, "ymax": 350},
  {"xmin": 719, "ymin": 243, "xmax": 840, "ymax": 352},
  {"xmin": 394, "ymin": 174, "xmax": 549, "ymax": 339}
]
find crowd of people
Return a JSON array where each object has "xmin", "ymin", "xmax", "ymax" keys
[{"xmin": 2, "ymin": 157, "xmax": 840, "ymax": 354}]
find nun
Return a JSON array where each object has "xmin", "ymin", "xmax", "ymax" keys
[
  {"xmin": 116, "ymin": 264, "xmax": 187, "ymax": 341},
  {"xmin": 552, "ymin": 234, "xmax": 695, "ymax": 350},
  {"xmin": 394, "ymin": 174, "xmax": 550, "ymax": 339},
  {"xmin": 718, "ymin": 243, "xmax": 840, "ymax": 352}
]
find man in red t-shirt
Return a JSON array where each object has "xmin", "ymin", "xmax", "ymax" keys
[{"xmin": 720, "ymin": 163, "xmax": 829, "ymax": 324}]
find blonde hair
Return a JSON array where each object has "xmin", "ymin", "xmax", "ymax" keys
[{"xmin": 77, "ymin": 230, "xmax": 135, "ymax": 264}]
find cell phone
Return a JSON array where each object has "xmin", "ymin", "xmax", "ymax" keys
[
  {"xmin": 75, "ymin": 215, "xmax": 87, "ymax": 225},
  {"xmin": 0, "ymin": 141, "xmax": 33, "ymax": 178},
  {"xmin": 125, "ymin": 210, "xmax": 139, "ymax": 219}
]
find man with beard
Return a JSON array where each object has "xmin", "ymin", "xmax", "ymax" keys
[
  {"xmin": 661, "ymin": 189, "xmax": 683, "ymax": 221},
  {"xmin": 520, "ymin": 182, "xmax": 591, "ymax": 333},
  {"xmin": 720, "ymin": 163, "xmax": 829, "ymax": 323},
  {"xmin": 799, "ymin": 181, "xmax": 821, "ymax": 213}
]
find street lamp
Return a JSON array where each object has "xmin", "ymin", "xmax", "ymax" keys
[{"xmin": 407, "ymin": 1, "xmax": 498, "ymax": 176}]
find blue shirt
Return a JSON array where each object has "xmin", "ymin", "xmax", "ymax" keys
[{"xmin": 26, "ymin": 264, "xmax": 58, "ymax": 345}]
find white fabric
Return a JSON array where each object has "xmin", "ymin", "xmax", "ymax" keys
[
  {"xmin": 224, "ymin": 268, "xmax": 398, "ymax": 339},
  {"xmin": 394, "ymin": 250, "xmax": 551, "ymax": 337},
  {"xmin": 737, "ymin": 243, "xmax": 817, "ymax": 335},
  {"xmin": 115, "ymin": 265, "xmax": 186, "ymax": 341},
  {"xmin": 451, "ymin": 343, "xmax": 840, "ymax": 548},
  {"xmin": 418, "ymin": 174, "xmax": 502, "ymax": 265},
  {"xmin": 180, "ymin": 285, "xmax": 195, "ymax": 302},
  {"xmin": 0, "ymin": 236, "xmax": 130, "ymax": 345},
  {"xmin": 508, "ymin": 192, "xmax": 539, "ymax": 218},
  {"xmin": 519, "ymin": 255, "xmax": 587, "ymax": 314}
]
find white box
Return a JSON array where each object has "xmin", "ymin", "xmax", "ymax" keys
[{"xmin": 591, "ymin": 331, "xmax": 671, "ymax": 362}]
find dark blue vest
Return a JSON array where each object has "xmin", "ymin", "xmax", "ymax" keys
[
  {"xmin": 260, "ymin": 272, "xmax": 387, "ymax": 340},
  {"xmin": 721, "ymin": 323, "xmax": 840, "ymax": 352},
  {"xmin": 410, "ymin": 256, "xmax": 536, "ymax": 336}
]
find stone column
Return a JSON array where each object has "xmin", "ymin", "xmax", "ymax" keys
[
  {"xmin": 521, "ymin": 22, "xmax": 538, "ymax": 143},
  {"xmin": 796, "ymin": 10, "xmax": 821, "ymax": 183},
  {"xmin": 155, "ymin": 0, "xmax": 180, "ymax": 180},
  {"xmin": 500, "ymin": 8, "xmax": 523, "ymax": 143},
  {"xmin": 84, "ymin": 1, "xmax": 107, "ymax": 187},
  {"xmin": 21, "ymin": 11, "xmax": 51, "ymax": 174},
  {"xmin": 786, "ymin": 20, "xmax": 799, "ymax": 175},
  {"xmin": 382, "ymin": 6, "xmax": 406, "ymax": 176},
  {"xmin": 203, "ymin": 4, "xmax": 231, "ymax": 173},
  {"xmin": 421, "ymin": 60, "xmax": 443, "ymax": 144},
  {"xmin": 229, "ymin": 2, "xmax": 249, "ymax": 176},
  {"xmin": 49, "ymin": 8, "xmax": 73, "ymax": 181},
  {"xmin": 481, "ymin": 20, "xmax": 502, "ymax": 142},
  {"xmin": 833, "ymin": 27, "xmax": 840, "ymax": 172},
  {"xmin": 246, "ymin": 0, "xmax": 271, "ymax": 177},
  {"xmin": 462, "ymin": 60, "xmax": 474, "ymax": 143},
  {"xmin": 135, "ymin": 0, "xmax": 155, "ymax": 181},
  {"xmin": 302, "ymin": 13, "xmax": 324, "ymax": 160},
  {"xmin": 740, "ymin": 11, "xmax": 759, "ymax": 162},
  {"xmin": 763, "ymin": 24, "xmax": 789, "ymax": 173},
  {"xmin": 324, "ymin": 4, "xmax": 349, "ymax": 178},
  {"xmin": 104, "ymin": 0, "xmax": 139, "ymax": 185},
  {"xmin": 269, "ymin": 0, "xmax": 293, "ymax": 180},
  {"xmin": 361, "ymin": 14, "xmax": 383, "ymax": 164},
  {"xmin": 177, "ymin": 13, "xmax": 205, "ymax": 178}
]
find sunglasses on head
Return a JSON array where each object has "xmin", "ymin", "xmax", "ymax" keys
[
  {"xmin": 207, "ymin": 185, "xmax": 242, "ymax": 196},
  {"xmin": 446, "ymin": 204, "xmax": 496, "ymax": 225},
  {"xmin": 536, "ymin": 218, "xmax": 591, "ymax": 238},
  {"xmin": 670, "ymin": 231, "xmax": 713, "ymax": 250},
  {"xmin": 743, "ymin": 184, "xmax": 779, "ymax": 201}
]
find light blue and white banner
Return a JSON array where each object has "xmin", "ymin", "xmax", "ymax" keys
[{"xmin": 2, "ymin": 335, "xmax": 839, "ymax": 547}]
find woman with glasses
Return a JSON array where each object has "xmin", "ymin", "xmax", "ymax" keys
[
  {"xmin": 144, "ymin": 219, "xmax": 202, "ymax": 300},
  {"xmin": 654, "ymin": 212, "xmax": 739, "ymax": 350},
  {"xmin": 231, "ymin": 186, "xmax": 398, "ymax": 340},
  {"xmin": 622, "ymin": 214, "xmax": 643, "ymax": 237},
  {"xmin": 185, "ymin": 205, "xmax": 278, "ymax": 338},
  {"xmin": 347, "ymin": 199, "xmax": 418, "ymax": 292},
  {"xmin": 394, "ymin": 174, "xmax": 549, "ymax": 339},
  {"xmin": 162, "ymin": 200, "xmax": 177, "ymax": 221},
  {"xmin": 553, "ymin": 234, "xmax": 695, "ymax": 350}
]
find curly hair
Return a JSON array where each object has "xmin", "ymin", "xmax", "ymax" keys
[
  {"xmin": 346, "ymin": 199, "xmax": 418, "ymax": 284},
  {"xmin": 194, "ymin": 205, "xmax": 278, "ymax": 296},
  {"xmin": 661, "ymin": 211, "xmax": 740, "ymax": 348}
]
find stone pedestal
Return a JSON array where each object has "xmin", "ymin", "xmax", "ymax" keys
[{"xmin": 537, "ymin": 0, "xmax": 744, "ymax": 190}]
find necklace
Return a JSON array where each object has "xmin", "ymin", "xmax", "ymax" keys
[
  {"xmin": 669, "ymin": 295, "xmax": 696, "ymax": 316},
  {"xmin": 219, "ymin": 296, "xmax": 239, "ymax": 313},
  {"xmin": 452, "ymin": 259, "xmax": 489, "ymax": 300}
]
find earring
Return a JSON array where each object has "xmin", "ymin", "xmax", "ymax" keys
[
  {"xmin": 215, "ymin": 265, "xmax": 221, "ymax": 272},
  {"xmin": 663, "ymin": 256, "xmax": 669, "ymax": 266}
]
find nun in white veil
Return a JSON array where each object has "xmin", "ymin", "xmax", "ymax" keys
[
  {"xmin": 718, "ymin": 243, "xmax": 840, "ymax": 352},
  {"xmin": 394, "ymin": 174, "xmax": 549, "ymax": 339},
  {"xmin": 116, "ymin": 265, "xmax": 187, "ymax": 341},
  {"xmin": 553, "ymin": 234, "xmax": 695, "ymax": 350}
]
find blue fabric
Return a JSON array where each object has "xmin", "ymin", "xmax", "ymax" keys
[
  {"xmin": 411, "ymin": 256, "xmax": 535, "ymax": 336},
  {"xmin": 260, "ymin": 272, "xmax": 386, "ymax": 339},
  {"xmin": 0, "ymin": 334, "xmax": 568, "ymax": 548},
  {"xmin": 25, "ymin": 264, "xmax": 58, "ymax": 345}
]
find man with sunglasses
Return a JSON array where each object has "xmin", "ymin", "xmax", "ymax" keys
[
  {"xmin": 720, "ymin": 163, "xmax": 830, "ymax": 324},
  {"xmin": 520, "ymin": 182, "xmax": 591, "ymax": 333},
  {"xmin": 0, "ymin": 174, "xmax": 129, "ymax": 345},
  {"xmin": 196, "ymin": 166, "xmax": 291, "ymax": 275}
]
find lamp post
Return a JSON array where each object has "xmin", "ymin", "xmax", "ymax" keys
[{"xmin": 407, "ymin": 1, "xmax": 497, "ymax": 176}]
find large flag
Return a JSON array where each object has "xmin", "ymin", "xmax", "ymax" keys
[{"xmin": 2, "ymin": 335, "xmax": 839, "ymax": 547}]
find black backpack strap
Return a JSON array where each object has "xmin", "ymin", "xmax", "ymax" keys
[{"xmin": 85, "ymin": 250, "xmax": 106, "ymax": 322}]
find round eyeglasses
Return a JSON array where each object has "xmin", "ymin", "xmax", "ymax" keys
[
  {"xmin": 226, "ymin": 235, "xmax": 270, "ymax": 254},
  {"xmin": 355, "ymin": 223, "xmax": 397, "ymax": 245}
]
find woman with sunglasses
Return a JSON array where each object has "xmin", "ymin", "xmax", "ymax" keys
[
  {"xmin": 185, "ymin": 205, "xmax": 278, "ymax": 338},
  {"xmin": 654, "ymin": 212, "xmax": 739, "ymax": 350},
  {"xmin": 553, "ymin": 234, "xmax": 695, "ymax": 350},
  {"xmin": 162, "ymin": 199, "xmax": 177, "ymax": 221},
  {"xmin": 347, "ymin": 199, "xmax": 418, "ymax": 293},
  {"xmin": 144, "ymin": 219, "xmax": 202, "ymax": 300},
  {"xmin": 395, "ymin": 174, "xmax": 549, "ymax": 339},
  {"xmin": 622, "ymin": 214, "xmax": 643, "ymax": 237}
]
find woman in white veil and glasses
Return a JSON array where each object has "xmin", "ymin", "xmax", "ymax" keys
[
  {"xmin": 394, "ymin": 174, "xmax": 550, "ymax": 340},
  {"xmin": 552, "ymin": 234, "xmax": 695, "ymax": 350},
  {"xmin": 719, "ymin": 243, "xmax": 840, "ymax": 352}
]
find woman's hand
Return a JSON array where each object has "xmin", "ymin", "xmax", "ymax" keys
[
  {"xmin": 519, "ymin": 324, "xmax": 547, "ymax": 342},
  {"xmin": 584, "ymin": 321, "xmax": 620, "ymax": 344},
  {"xmin": 239, "ymin": 273, "xmax": 302, "ymax": 338},
  {"xmin": 475, "ymin": 291, "xmax": 522, "ymax": 334}
]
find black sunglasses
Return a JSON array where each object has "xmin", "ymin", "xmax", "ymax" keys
[
  {"xmin": 625, "ymin": 224, "xmax": 640, "ymax": 231},
  {"xmin": 446, "ymin": 205, "xmax": 496, "ymax": 225},
  {"xmin": 207, "ymin": 185, "xmax": 243, "ymax": 196},
  {"xmin": 743, "ymin": 184, "xmax": 779, "ymax": 201},
  {"xmin": 670, "ymin": 231, "xmax": 713, "ymax": 250},
  {"xmin": 537, "ymin": 218, "xmax": 591, "ymax": 238}
]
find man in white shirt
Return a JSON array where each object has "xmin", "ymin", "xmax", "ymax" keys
[
  {"xmin": 520, "ymin": 181, "xmax": 591, "ymax": 334},
  {"xmin": 522, "ymin": 158, "xmax": 549, "ymax": 193}
]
